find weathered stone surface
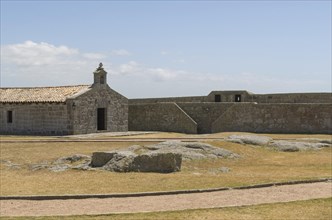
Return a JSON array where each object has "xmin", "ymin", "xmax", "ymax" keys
[
  {"xmin": 1, "ymin": 160, "xmax": 22, "ymax": 170},
  {"xmin": 268, "ymin": 140, "xmax": 331, "ymax": 152},
  {"xmin": 55, "ymin": 154, "xmax": 91, "ymax": 164},
  {"xmin": 90, "ymin": 152, "xmax": 117, "ymax": 167},
  {"xmin": 147, "ymin": 141, "xmax": 238, "ymax": 160},
  {"xmin": 102, "ymin": 151, "xmax": 182, "ymax": 173},
  {"xmin": 224, "ymin": 134, "xmax": 331, "ymax": 152},
  {"xmin": 227, "ymin": 135, "xmax": 272, "ymax": 146},
  {"xmin": 91, "ymin": 141, "xmax": 237, "ymax": 173}
]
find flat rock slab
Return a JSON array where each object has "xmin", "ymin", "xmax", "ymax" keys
[
  {"xmin": 268, "ymin": 140, "xmax": 331, "ymax": 152},
  {"xmin": 1, "ymin": 182, "xmax": 331, "ymax": 217},
  {"xmin": 226, "ymin": 135, "xmax": 331, "ymax": 152},
  {"xmin": 227, "ymin": 135, "xmax": 272, "ymax": 146},
  {"xmin": 90, "ymin": 141, "xmax": 238, "ymax": 173}
]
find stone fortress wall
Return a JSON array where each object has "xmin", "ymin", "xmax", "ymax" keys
[
  {"xmin": 0, "ymin": 103, "xmax": 70, "ymax": 135},
  {"xmin": 130, "ymin": 91, "xmax": 332, "ymax": 104},
  {"xmin": 129, "ymin": 91, "xmax": 332, "ymax": 134}
]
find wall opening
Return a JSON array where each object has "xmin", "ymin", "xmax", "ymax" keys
[
  {"xmin": 235, "ymin": 94, "xmax": 242, "ymax": 102},
  {"xmin": 7, "ymin": 111, "xmax": 13, "ymax": 123},
  {"xmin": 215, "ymin": 95, "xmax": 221, "ymax": 102},
  {"xmin": 97, "ymin": 108, "xmax": 106, "ymax": 130},
  {"xmin": 100, "ymin": 76, "xmax": 105, "ymax": 84}
]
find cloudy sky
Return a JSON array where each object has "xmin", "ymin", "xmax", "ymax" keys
[{"xmin": 1, "ymin": 1, "xmax": 331, "ymax": 98}]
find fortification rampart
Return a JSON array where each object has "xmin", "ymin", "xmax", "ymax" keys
[
  {"xmin": 212, "ymin": 103, "xmax": 332, "ymax": 134},
  {"xmin": 128, "ymin": 102, "xmax": 332, "ymax": 134},
  {"xmin": 130, "ymin": 92, "xmax": 332, "ymax": 104},
  {"xmin": 129, "ymin": 103, "xmax": 197, "ymax": 134},
  {"xmin": 129, "ymin": 96, "xmax": 207, "ymax": 104}
]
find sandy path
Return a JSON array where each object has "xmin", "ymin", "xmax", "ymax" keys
[{"xmin": 1, "ymin": 182, "xmax": 331, "ymax": 217}]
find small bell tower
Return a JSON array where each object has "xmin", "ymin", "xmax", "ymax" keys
[{"xmin": 93, "ymin": 63, "xmax": 107, "ymax": 85}]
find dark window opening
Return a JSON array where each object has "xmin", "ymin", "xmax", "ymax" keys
[
  {"xmin": 215, "ymin": 95, "xmax": 221, "ymax": 102},
  {"xmin": 7, "ymin": 111, "xmax": 13, "ymax": 123},
  {"xmin": 97, "ymin": 108, "xmax": 106, "ymax": 130},
  {"xmin": 100, "ymin": 76, "xmax": 105, "ymax": 84},
  {"xmin": 235, "ymin": 94, "xmax": 242, "ymax": 102}
]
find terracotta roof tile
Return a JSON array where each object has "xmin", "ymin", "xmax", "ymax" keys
[{"xmin": 0, "ymin": 85, "xmax": 91, "ymax": 103}]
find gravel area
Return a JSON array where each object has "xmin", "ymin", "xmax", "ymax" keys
[{"xmin": 1, "ymin": 182, "xmax": 331, "ymax": 217}]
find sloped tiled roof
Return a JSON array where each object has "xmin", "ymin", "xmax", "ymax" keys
[{"xmin": 0, "ymin": 85, "xmax": 91, "ymax": 103}]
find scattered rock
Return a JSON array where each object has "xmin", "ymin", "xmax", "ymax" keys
[
  {"xmin": 227, "ymin": 135, "xmax": 272, "ymax": 146},
  {"xmin": 219, "ymin": 167, "xmax": 231, "ymax": 173},
  {"xmin": 1, "ymin": 160, "xmax": 21, "ymax": 170},
  {"xmin": 226, "ymin": 135, "xmax": 331, "ymax": 152},
  {"xmin": 268, "ymin": 140, "xmax": 331, "ymax": 152},
  {"xmin": 29, "ymin": 154, "xmax": 92, "ymax": 172},
  {"xmin": 102, "ymin": 151, "xmax": 182, "ymax": 173},
  {"xmin": 149, "ymin": 141, "xmax": 239, "ymax": 160},
  {"xmin": 209, "ymin": 167, "xmax": 231, "ymax": 174},
  {"xmin": 30, "ymin": 163, "xmax": 49, "ymax": 171},
  {"xmin": 91, "ymin": 141, "xmax": 238, "ymax": 173},
  {"xmin": 55, "ymin": 154, "xmax": 91, "ymax": 164},
  {"xmin": 48, "ymin": 164, "xmax": 71, "ymax": 172},
  {"xmin": 296, "ymin": 138, "xmax": 332, "ymax": 144}
]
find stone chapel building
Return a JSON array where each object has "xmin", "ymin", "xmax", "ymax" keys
[{"xmin": 0, "ymin": 63, "xmax": 128, "ymax": 135}]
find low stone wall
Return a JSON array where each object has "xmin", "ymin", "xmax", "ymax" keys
[
  {"xmin": 129, "ymin": 103, "xmax": 197, "ymax": 134},
  {"xmin": 0, "ymin": 103, "xmax": 69, "ymax": 135},
  {"xmin": 129, "ymin": 96, "xmax": 207, "ymax": 104},
  {"xmin": 211, "ymin": 103, "xmax": 332, "ymax": 134},
  {"xmin": 250, "ymin": 93, "xmax": 332, "ymax": 104}
]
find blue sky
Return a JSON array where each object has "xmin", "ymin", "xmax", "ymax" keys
[{"xmin": 1, "ymin": 1, "xmax": 331, "ymax": 98}]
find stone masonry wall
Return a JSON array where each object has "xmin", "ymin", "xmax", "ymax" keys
[
  {"xmin": 68, "ymin": 85, "xmax": 128, "ymax": 134},
  {"xmin": 131, "ymin": 92, "xmax": 331, "ymax": 104},
  {"xmin": 129, "ymin": 102, "xmax": 331, "ymax": 134},
  {"xmin": 177, "ymin": 103, "xmax": 236, "ymax": 133},
  {"xmin": 249, "ymin": 93, "xmax": 332, "ymax": 104},
  {"xmin": 129, "ymin": 96, "xmax": 207, "ymax": 104},
  {"xmin": 211, "ymin": 103, "xmax": 332, "ymax": 134},
  {"xmin": 0, "ymin": 103, "xmax": 69, "ymax": 135},
  {"xmin": 129, "ymin": 103, "xmax": 197, "ymax": 134}
]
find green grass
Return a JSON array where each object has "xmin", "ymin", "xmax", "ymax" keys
[{"xmin": 1, "ymin": 198, "xmax": 331, "ymax": 220}]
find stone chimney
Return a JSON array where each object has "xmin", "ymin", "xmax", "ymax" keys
[{"xmin": 93, "ymin": 63, "xmax": 107, "ymax": 85}]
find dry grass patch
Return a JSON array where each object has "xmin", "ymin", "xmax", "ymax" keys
[
  {"xmin": 1, "ymin": 136, "xmax": 331, "ymax": 196},
  {"xmin": 2, "ymin": 198, "xmax": 331, "ymax": 220}
]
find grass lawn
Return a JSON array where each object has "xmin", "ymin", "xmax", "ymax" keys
[
  {"xmin": 0, "ymin": 133, "xmax": 331, "ymax": 196},
  {"xmin": 1, "ymin": 198, "xmax": 331, "ymax": 220}
]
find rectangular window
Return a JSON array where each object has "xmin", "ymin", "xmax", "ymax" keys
[
  {"xmin": 235, "ymin": 94, "xmax": 242, "ymax": 102},
  {"xmin": 215, "ymin": 95, "xmax": 221, "ymax": 102},
  {"xmin": 7, "ymin": 111, "xmax": 13, "ymax": 123}
]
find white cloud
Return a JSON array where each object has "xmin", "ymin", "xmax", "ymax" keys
[
  {"xmin": 118, "ymin": 61, "xmax": 140, "ymax": 75},
  {"xmin": 82, "ymin": 53, "xmax": 106, "ymax": 60},
  {"xmin": 1, "ymin": 41, "xmax": 329, "ymax": 97},
  {"xmin": 112, "ymin": 61, "xmax": 184, "ymax": 81},
  {"xmin": 1, "ymin": 41, "xmax": 104, "ymax": 86},
  {"xmin": 111, "ymin": 49, "xmax": 132, "ymax": 56},
  {"xmin": 2, "ymin": 41, "xmax": 78, "ymax": 66}
]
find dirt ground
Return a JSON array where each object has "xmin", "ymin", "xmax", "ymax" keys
[{"xmin": 1, "ymin": 182, "xmax": 331, "ymax": 217}]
